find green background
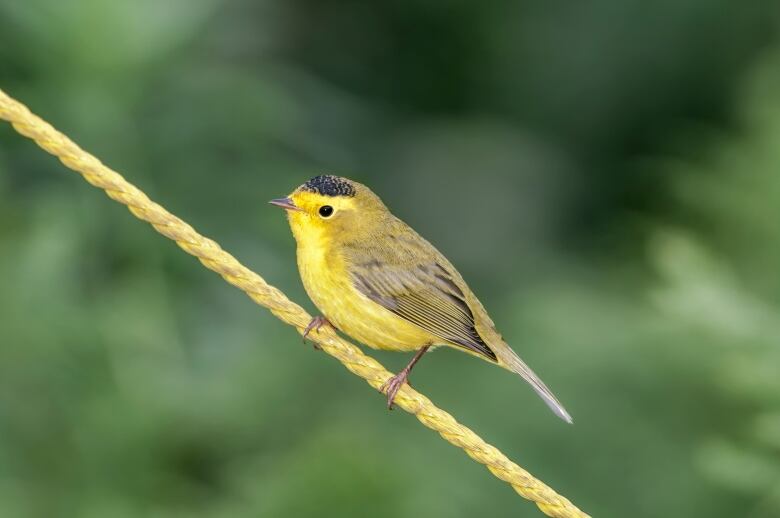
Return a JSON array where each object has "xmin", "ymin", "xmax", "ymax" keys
[{"xmin": 1, "ymin": 1, "xmax": 780, "ymax": 517}]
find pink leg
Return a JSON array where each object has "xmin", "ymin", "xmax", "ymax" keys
[{"xmin": 379, "ymin": 345, "xmax": 430, "ymax": 409}]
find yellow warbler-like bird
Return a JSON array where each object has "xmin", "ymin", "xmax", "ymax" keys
[{"xmin": 271, "ymin": 175, "xmax": 572, "ymax": 423}]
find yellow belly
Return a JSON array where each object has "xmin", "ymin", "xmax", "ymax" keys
[{"xmin": 297, "ymin": 242, "xmax": 434, "ymax": 352}]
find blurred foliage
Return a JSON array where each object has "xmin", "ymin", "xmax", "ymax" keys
[{"xmin": 1, "ymin": 1, "xmax": 780, "ymax": 517}]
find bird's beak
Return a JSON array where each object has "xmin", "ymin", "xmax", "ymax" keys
[{"xmin": 269, "ymin": 197, "xmax": 302, "ymax": 211}]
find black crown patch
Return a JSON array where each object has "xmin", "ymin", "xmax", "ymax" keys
[{"xmin": 301, "ymin": 175, "xmax": 356, "ymax": 197}]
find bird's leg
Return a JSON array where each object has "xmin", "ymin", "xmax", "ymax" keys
[
  {"xmin": 302, "ymin": 315, "xmax": 335, "ymax": 349},
  {"xmin": 380, "ymin": 345, "xmax": 431, "ymax": 410}
]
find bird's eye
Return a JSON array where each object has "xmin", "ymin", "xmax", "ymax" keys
[{"xmin": 318, "ymin": 205, "xmax": 334, "ymax": 218}]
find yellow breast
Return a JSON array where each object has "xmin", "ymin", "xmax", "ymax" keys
[{"xmin": 296, "ymin": 240, "xmax": 434, "ymax": 352}]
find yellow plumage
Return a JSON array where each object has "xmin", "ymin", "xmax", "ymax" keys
[{"xmin": 271, "ymin": 175, "xmax": 572, "ymax": 423}]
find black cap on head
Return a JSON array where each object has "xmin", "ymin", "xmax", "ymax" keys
[{"xmin": 301, "ymin": 175, "xmax": 356, "ymax": 197}]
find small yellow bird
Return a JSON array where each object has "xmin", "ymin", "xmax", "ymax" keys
[{"xmin": 271, "ymin": 175, "xmax": 572, "ymax": 423}]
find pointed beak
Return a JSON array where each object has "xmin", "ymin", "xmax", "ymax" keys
[{"xmin": 269, "ymin": 197, "xmax": 302, "ymax": 211}]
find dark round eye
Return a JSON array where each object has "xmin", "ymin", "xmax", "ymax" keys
[{"xmin": 318, "ymin": 205, "xmax": 334, "ymax": 218}]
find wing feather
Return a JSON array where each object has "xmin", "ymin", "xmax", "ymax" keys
[{"xmin": 348, "ymin": 238, "xmax": 496, "ymax": 361}]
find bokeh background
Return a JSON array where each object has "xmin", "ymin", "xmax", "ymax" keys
[{"xmin": 1, "ymin": 1, "xmax": 780, "ymax": 517}]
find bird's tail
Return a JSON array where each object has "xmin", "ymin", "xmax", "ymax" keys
[{"xmin": 494, "ymin": 344, "xmax": 573, "ymax": 424}]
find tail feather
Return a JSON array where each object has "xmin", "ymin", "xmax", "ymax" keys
[{"xmin": 494, "ymin": 344, "xmax": 573, "ymax": 424}]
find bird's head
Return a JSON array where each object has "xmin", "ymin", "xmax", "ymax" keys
[{"xmin": 270, "ymin": 175, "xmax": 389, "ymax": 244}]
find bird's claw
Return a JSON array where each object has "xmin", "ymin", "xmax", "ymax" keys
[
  {"xmin": 303, "ymin": 316, "xmax": 333, "ymax": 349},
  {"xmin": 380, "ymin": 371, "xmax": 410, "ymax": 410}
]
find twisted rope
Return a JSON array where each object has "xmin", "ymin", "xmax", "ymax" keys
[{"xmin": 0, "ymin": 88, "xmax": 589, "ymax": 518}]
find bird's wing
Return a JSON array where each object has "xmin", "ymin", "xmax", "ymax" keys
[
  {"xmin": 345, "ymin": 223, "xmax": 573, "ymax": 423},
  {"xmin": 346, "ymin": 234, "xmax": 497, "ymax": 361}
]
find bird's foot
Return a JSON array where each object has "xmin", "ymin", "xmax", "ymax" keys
[
  {"xmin": 379, "ymin": 345, "xmax": 430, "ymax": 410},
  {"xmin": 379, "ymin": 369, "xmax": 412, "ymax": 410},
  {"xmin": 302, "ymin": 315, "xmax": 334, "ymax": 349}
]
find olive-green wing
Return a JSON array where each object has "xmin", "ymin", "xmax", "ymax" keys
[
  {"xmin": 345, "ymin": 227, "xmax": 574, "ymax": 423},
  {"xmin": 347, "ymin": 241, "xmax": 496, "ymax": 361}
]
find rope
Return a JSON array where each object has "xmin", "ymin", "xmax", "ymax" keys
[{"xmin": 0, "ymin": 88, "xmax": 589, "ymax": 518}]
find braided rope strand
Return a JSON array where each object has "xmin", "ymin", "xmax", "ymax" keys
[{"xmin": 0, "ymin": 89, "xmax": 589, "ymax": 518}]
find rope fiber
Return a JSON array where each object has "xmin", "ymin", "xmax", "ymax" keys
[{"xmin": 0, "ymin": 88, "xmax": 589, "ymax": 518}]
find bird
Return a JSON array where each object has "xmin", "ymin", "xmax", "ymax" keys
[{"xmin": 270, "ymin": 174, "xmax": 572, "ymax": 423}]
